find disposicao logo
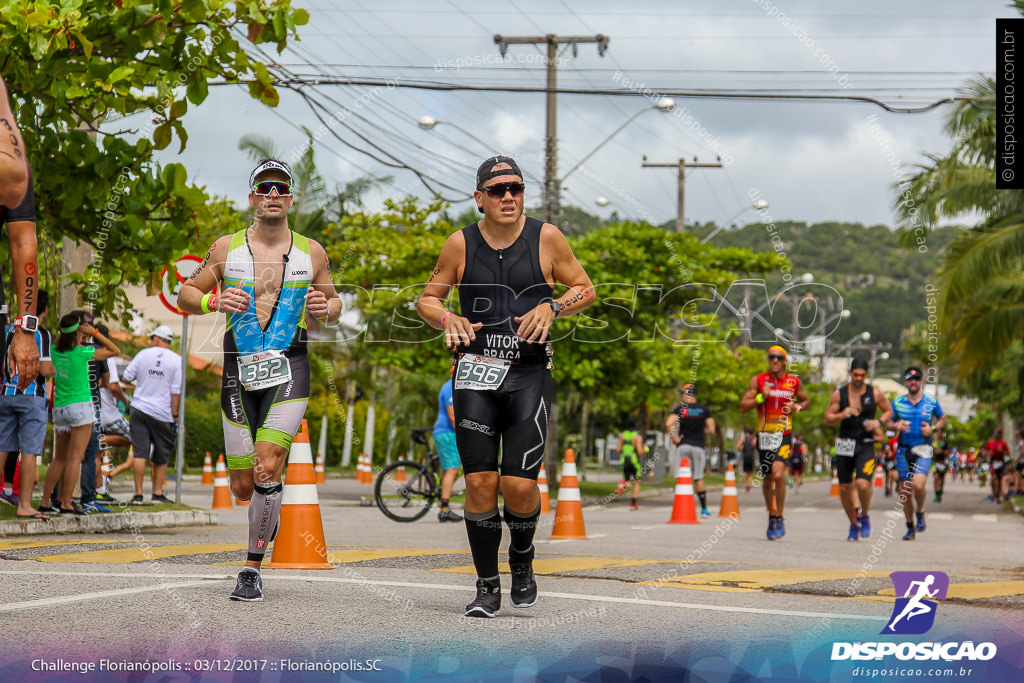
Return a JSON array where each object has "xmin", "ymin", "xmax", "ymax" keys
[
  {"xmin": 882, "ymin": 570, "xmax": 948, "ymax": 635},
  {"xmin": 831, "ymin": 571, "xmax": 997, "ymax": 663}
]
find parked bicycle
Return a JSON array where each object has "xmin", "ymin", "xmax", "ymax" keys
[{"xmin": 375, "ymin": 428, "xmax": 462, "ymax": 522}]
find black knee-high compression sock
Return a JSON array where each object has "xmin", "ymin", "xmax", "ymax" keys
[
  {"xmin": 464, "ymin": 508, "xmax": 502, "ymax": 578},
  {"xmin": 504, "ymin": 503, "xmax": 541, "ymax": 563}
]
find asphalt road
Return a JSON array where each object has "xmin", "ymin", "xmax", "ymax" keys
[{"xmin": 1, "ymin": 473, "xmax": 1021, "ymax": 682}]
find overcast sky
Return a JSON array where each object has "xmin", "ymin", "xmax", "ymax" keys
[{"xmin": 151, "ymin": 0, "xmax": 1003, "ymax": 231}]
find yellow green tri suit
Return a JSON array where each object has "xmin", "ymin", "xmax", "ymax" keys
[{"xmin": 220, "ymin": 228, "xmax": 312, "ymax": 470}]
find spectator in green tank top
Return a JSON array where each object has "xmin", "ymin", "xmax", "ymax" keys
[{"xmin": 38, "ymin": 313, "xmax": 120, "ymax": 515}]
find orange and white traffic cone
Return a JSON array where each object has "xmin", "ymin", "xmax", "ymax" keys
[
  {"xmin": 100, "ymin": 452, "xmax": 112, "ymax": 480},
  {"xmin": 267, "ymin": 419, "xmax": 333, "ymax": 569},
  {"xmin": 668, "ymin": 457, "xmax": 700, "ymax": 524},
  {"xmin": 718, "ymin": 463, "xmax": 741, "ymax": 519},
  {"xmin": 201, "ymin": 452, "xmax": 215, "ymax": 486},
  {"xmin": 394, "ymin": 461, "xmax": 406, "ymax": 483},
  {"xmin": 538, "ymin": 462, "xmax": 552, "ymax": 514},
  {"xmin": 360, "ymin": 453, "xmax": 373, "ymax": 485},
  {"xmin": 829, "ymin": 469, "xmax": 841, "ymax": 497},
  {"xmin": 211, "ymin": 454, "xmax": 234, "ymax": 510},
  {"xmin": 874, "ymin": 461, "xmax": 884, "ymax": 488},
  {"xmin": 550, "ymin": 448, "xmax": 587, "ymax": 540},
  {"xmin": 315, "ymin": 451, "xmax": 326, "ymax": 485}
]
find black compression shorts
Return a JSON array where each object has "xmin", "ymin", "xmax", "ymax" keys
[
  {"xmin": 758, "ymin": 432, "xmax": 792, "ymax": 477},
  {"xmin": 453, "ymin": 362, "xmax": 551, "ymax": 479},
  {"xmin": 836, "ymin": 441, "xmax": 876, "ymax": 484}
]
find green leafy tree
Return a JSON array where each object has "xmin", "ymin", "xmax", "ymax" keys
[{"xmin": 0, "ymin": 0, "xmax": 308, "ymax": 320}]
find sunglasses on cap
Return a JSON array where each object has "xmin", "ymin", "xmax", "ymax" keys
[
  {"xmin": 768, "ymin": 354, "xmax": 786, "ymax": 361},
  {"xmin": 482, "ymin": 181, "xmax": 525, "ymax": 198},
  {"xmin": 252, "ymin": 181, "xmax": 293, "ymax": 196}
]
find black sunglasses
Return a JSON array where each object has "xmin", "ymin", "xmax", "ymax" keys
[
  {"xmin": 482, "ymin": 181, "xmax": 524, "ymax": 198},
  {"xmin": 253, "ymin": 180, "xmax": 293, "ymax": 196},
  {"xmin": 768, "ymin": 354, "xmax": 786, "ymax": 361}
]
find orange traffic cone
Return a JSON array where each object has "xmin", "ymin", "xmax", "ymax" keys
[
  {"xmin": 874, "ymin": 461, "xmax": 884, "ymax": 488},
  {"xmin": 211, "ymin": 454, "xmax": 234, "ymax": 510},
  {"xmin": 100, "ymin": 452, "xmax": 112, "ymax": 480},
  {"xmin": 668, "ymin": 457, "xmax": 699, "ymax": 524},
  {"xmin": 267, "ymin": 419, "xmax": 333, "ymax": 569},
  {"xmin": 201, "ymin": 452, "xmax": 214, "ymax": 486},
  {"xmin": 363, "ymin": 453, "xmax": 374, "ymax": 484},
  {"xmin": 356, "ymin": 453, "xmax": 369, "ymax": 484},
  {"xmin": 394, "ymin": 461, "xmax": 406, "ymax": 483},
  {"xmin": 718, "ymin": 463, "xmax": 741, "ymax": 519},
  {"xmin": 538, "ymin": 462, "xmax": 552, "ymax": 514},
  {"xmin": 829, "ymin": 469, "xmax": 841, "ymax": 497},
  {"xmin": 550, "ymin": 448, "xmax": 587, "ymax": 540},
  {"xmin": 315, "ymin": 451, "xmax": 326, "ymax": 485}
]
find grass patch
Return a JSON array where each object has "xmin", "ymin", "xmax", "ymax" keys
[{"xmin": 0, "ymin": 499, "xmax": 199, "ymax": 520}]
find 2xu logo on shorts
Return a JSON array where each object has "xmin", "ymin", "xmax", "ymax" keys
[
  {"xmin": 831, "ymin": 570, "xmax": 997, "ymax": 663},
  {"xmin": 459, "ymin": 419, "xmax": 495, "ymax": 437}
]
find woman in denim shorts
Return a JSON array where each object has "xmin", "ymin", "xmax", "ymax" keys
[{"xmin": 39, "ymin": 313, "xmax": 120, "ymax": 515}]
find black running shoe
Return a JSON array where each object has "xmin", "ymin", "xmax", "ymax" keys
[
  {"xmin": 151, "ymin": 493, "xmax": 173, "ymax": 504},
  {"xmin": 464, "ymin": 578, "xmax": 501, "ymax": 618},
  {"xmin": 131, "ymin": 494, "xmax": 144, "ymax": 506},
  {"xmin": 95, "ymin": 492, "xmax": 117, "ymax": 504},
  {"xmin": 509, "ymin": 547, "xmax": 538, "ymax": 608},
  {"xmin": 437, "ymin": 508, "xmax": 463, "ymax": 522},
  {"xmin": 229, "ymin": 568, "xmax": 264, "ymax": 602}
]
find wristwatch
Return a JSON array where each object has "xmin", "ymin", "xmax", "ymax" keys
[
  {"xmin": 548, "ymin": 300, "xmax": 563, "ymax": 318},
  {"xmin": 14, "ymin": 315, "xmax": 38, "ymax": 333}
]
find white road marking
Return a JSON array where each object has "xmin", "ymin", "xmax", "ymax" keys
[
  {"xmin": 971, "ymin": 514, "xmax": 998, "ymax": 523},
  {"xmin": 0, "ymin": 581, "xmax": 209, "ymax": 613},
  {"xmin": 928, "ymin": 513, "xmax": 953, "ymax": 520},
  {"xmin": 787, "ymin": 507, "xmax": 820, "ymax": 513},
  {"xmin": 0, "ymin": 569, "xmax": 885, "ymax": 622},
  {"xmin": 630, "ymin": 526, "xmax": 662, "ymax": 530}
]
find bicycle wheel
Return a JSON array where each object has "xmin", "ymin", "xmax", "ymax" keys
[{"xmin": 374, "ymin": 461, "xmax": 437, "ymax": 522}]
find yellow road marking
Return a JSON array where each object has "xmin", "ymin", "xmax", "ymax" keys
[
  {"xmin": 0, "ymin": 540, "xmax": 142, "ymax": 550},
  {"xmin": 35, "ymin": 544, "xmax": 246, "ymax": 563},
  {"xmin": 638, "ymin": 569, "xmax": 891, "ymax": 592},
  {"xmin": 878, "ymin": 581, "xmax": 1024, "ymax": 601}
]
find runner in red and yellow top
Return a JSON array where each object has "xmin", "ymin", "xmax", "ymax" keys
[{"xmin": 739, "ymin": 345, "xmax": 810, "ymax": 541}]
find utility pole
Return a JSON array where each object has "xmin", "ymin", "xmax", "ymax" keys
[
  {"xmin": 495, "ymin": 33, "xmax": 609, "ymax": 226},
  {"xmin": 641, "ymin": 156, "xmax": 722, "ymax": 232}
]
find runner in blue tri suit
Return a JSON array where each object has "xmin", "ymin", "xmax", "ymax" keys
[{"xmin": 887, "ymin": 367, "xmax": 946, "ymax": 541}]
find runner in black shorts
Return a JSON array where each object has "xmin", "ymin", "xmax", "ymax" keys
[
  {"xmin": 418, "ymin": 156, "xmax": 595, "ymax": 618},
  {"xmin": 0, "ymin": 147, "xmax": 39, "ymax": 392},
  {"xmin": 824, "ymin": 358, "xmax": 892, "ymax": 542},
  {"xmin": 932, "ymin": 437, "xmax": 951, "ymax": 503},
  {"xmin": 735, "ymin": 427, "xmax": 756, "ymax": 492}
]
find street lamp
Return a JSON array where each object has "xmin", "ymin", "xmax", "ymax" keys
[
  {"xmin": 595, "ymin": 196, "xmax": 610, "ymax": 207},
  {"xmin": 701, "ymin": 199, "xmax": 769, "ymax": 244},
  {"xmin": 417, "ymin": 115, "xmax": 498, "ymax": 153},
  {"xmin": 560, "ymin": 98, "xmax": 676, "ymax": 183}
]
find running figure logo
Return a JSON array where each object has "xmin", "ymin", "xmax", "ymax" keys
[{"xmin": 882, "ymin": 571, "xmax": 949, "ymax": 635}]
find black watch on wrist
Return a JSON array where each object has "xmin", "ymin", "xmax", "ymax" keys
[{"xmin": 548, "ymin": 299, "xmax": 563, "ymax": 318}]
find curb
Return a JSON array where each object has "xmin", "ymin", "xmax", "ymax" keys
[{"xmin": 0, "ymin": 509, "xmax": 219, "ymax": 537}]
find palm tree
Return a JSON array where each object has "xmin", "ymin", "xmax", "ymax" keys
[{"xmin": 895, "ymin": 75, "xmax": 1024, "ymax": 377}]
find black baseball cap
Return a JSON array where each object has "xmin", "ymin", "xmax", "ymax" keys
[
  {"xmin": 476, "ymin": 156, "xmax": 523, "ymax": 189},
  {"xmin": 903, "ymin": 367, "xmax": 924, "ymax": 381}
]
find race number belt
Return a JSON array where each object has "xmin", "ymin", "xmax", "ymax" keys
[
  {"xmin": 758, "ymin": 431, "xmax": 784, "ymax": 451},
  {"xmin": 455, "ymin": 355, "xmax": 510, "ymax": 391},
  {"xmin": 909, "ymin": 444, "xmax": 933, "ymax": 459},
  {"xmin": 237, "ymin": 350, "xmax": 291, "ymax": 391},
  {"xmin": 992, "ymin": 459, "xmax": 1004, "ymax": 470},
  {"xmin": 835, "ymin": 438, "xmax": 857, "ymax": 457}
]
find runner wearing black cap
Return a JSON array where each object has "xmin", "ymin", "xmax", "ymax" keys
[
  {"xmin": 886, "ymin": 367, "xmax": 946, "ymax": 540},
  {"xmin": 666, "ymin": 383, "xmax": 716, "ymax": 517},
  {"xmin": 417, "ymin": 155, "xmax": 595, "ymax": 618},
  {"xmin": 824, "ymin": 358, "xmax": 892, "ymax": 542}
]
